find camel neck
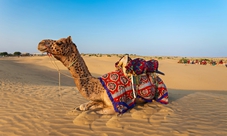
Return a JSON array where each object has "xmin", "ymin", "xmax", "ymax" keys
[
  {"xmin": 69, "ymin": 56, "xmax": 92, "ymax": 78},
  {"xmin": 62, "ymin": 48, "xmax": 103, "ymax": 101}
]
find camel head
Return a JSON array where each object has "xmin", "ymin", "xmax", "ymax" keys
[{"xmin": 38, "ymin": 36, "xmax": 75, "ymax": 61}]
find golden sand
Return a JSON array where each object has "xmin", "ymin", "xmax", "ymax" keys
[{"xmin": 0, "ymin": 56, "xmax": 227, "ymax": 136}]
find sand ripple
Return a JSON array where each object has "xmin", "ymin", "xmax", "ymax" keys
[
  {"xmin": 1, "ymin": 57, "xmax": 227, "ymax": 136},
  {"xmin": 1, "ymin": 80, "xmax": 227, "ymax": 136}
]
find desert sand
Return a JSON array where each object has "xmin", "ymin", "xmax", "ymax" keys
[{"xmin": 0, "ymin": 55, "xmax": 227, "ymax": 136}]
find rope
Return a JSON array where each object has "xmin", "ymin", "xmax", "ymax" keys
[
  {"xmin": 48, "ymin": 56, "xmax": 73, "ymax": 79},
  {"xmin": 48, "ymin": 56, "xmax": 69, "ymax": 112},
  {"xmin": 67, "ymin": 59, "xmax": 77, "ymax": 69},
  {"xmin": 48, "ymin": 56, "xmax": 92, "ymax": 79},
  {"xmin": 150, "ymin": 73, "xmax": 159, "ymax": 100},
  {"xmin": 47, "ymin": 56, "xmax": 92, "ymax": 113},
  {"xmin": 31, "ymin": 56, "xmax": 75, "ymax": 121}
]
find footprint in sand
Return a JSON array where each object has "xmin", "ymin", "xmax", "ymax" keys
[
  {"xmin": 106, "ymin": 116, "xmax": 122, "ymax": 128},
  {"xmin": 131, "ymin": 102, "xmax": 162, "ymax": 120},
  {"xmin": 67, "ymin": 109, "xmax": 81, "ymax": 116},
  {"xmin": 149, "ymin": 107, "xmax": 174, "ymax": 124},
  {"xmin": 73, "ymin": 111, "xmax": 101, "ymax": 125},
  {"xmin": 129, "ymin": 101, "xmax": 174, "ymax": 125},
  {"xmin": 131, "ymin": 110, "xmax": 149, "ymax": 119}
]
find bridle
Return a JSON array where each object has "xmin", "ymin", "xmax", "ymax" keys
[{"xmin": 45, "ymin": 41, "xmax": 78, "ymax": 69}]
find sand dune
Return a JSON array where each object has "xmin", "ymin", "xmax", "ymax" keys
[{"xmin": 0, "ymin": 56, "xmax": 227, "ymax": 136}]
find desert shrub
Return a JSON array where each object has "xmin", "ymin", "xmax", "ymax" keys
[
  {"xmin": 179, "ymin": 58, "xmax": 188, "ymax": 63},
  {"xmin": 204, "ymin": 58, "xmax": 210, "ymax": 62},
  {"xmin": 14, "ymin": 52, "xmax": 21, "ymax": 56},
  {"xmin": 0, "ymin": 52, "xmax": 8, "ymax": 56}
]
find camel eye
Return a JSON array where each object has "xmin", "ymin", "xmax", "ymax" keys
[{"xmin": 56, "ymin": 42, "xmax": 62, "ymax": 46}]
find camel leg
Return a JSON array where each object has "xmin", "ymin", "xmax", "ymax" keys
[
  {"xmin": 78, "ymin": 101, "xmax": 95, "ymax": 111},
  {"xmin": 95, "ymin": 106, "xmax": 115, "ymax": 115},
  {"xmin": 88, "ymin": 102, "xmax": 104, "ymax": 110},
  {"xmin": 78, "ymin": 101, "xmax": 104, "ymax": 111}
]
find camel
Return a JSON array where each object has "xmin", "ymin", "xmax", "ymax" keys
[{"xmin": 37, "ymin": 36, "xmax": 168, "ymax": 114}]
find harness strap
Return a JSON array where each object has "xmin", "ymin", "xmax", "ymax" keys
[
  {"xmin": 131, "ymin": 75, "xmax": 137, "ymax": 98},
  {"xmin": 67, "ymin": 58, "xmax": 77, "ymax": 69}
]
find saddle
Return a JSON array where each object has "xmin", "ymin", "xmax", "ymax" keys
[
  {"xmin": 100, "ymin": 57, "xmax": 169, "ymax": 113},
  {"xmin": 125, "ymin": 58, "xmax": 165, "ymax": 76}
]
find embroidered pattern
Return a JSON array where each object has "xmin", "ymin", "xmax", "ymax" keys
[
  {"xmin": 125, "ymin": 58, "xmax": 159, "ymax": 75},
  {"xmin": 99, "ymin": 69, "xmax": 168, "ymax": 113}
]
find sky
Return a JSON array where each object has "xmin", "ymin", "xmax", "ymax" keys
[{"xmin": 0, "ymin": 0, "xmax": 227, "ymax": 57}]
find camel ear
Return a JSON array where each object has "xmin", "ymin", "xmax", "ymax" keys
[{"xmin": 66, "ymin": 36, "xmax": 72, "ymax": 43}]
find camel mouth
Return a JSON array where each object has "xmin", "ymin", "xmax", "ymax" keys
[
  {"xmin": 38, "ymin": 41, "xmax": 49, "ymax": 53},
  {"xmin": 38, "ymin": 46, "xmax": 48, "ymax": 53}
]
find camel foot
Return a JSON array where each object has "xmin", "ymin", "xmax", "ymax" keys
[
  {"xmin": 79, "ymin": 103, "xmax": 88, "ymax": 111},
  {"xmin": 78, "ymin": 101, "xmax": 104, "ymax": 111},
  {"xmin": 74, "ymin": 107, "xmax": 81, "ymax": 111}
]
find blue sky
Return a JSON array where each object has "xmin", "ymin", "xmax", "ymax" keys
[{"xmin": 0, "ymin": 0, "xmax": 226, "ymax": 57}]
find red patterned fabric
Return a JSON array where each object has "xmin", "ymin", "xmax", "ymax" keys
[
  {"xmin": 99, "ymin": 69, "xmax": 135, "ymax": 113},
  {"xmin": 125, "ymin": 58, "xmax": 161, "ymax": 75},
  {"xmin": 149, "ymin": 76, "xmax": 169, "ymax": 104},
  {"xmin": 99, "ymin": 69, "xmax": 168, "ymax": 113},
  {"xmin": 136, "ymin": 74, "xmax": 156, "ymax": 102},
  {"xmin": 125, "ymin": 58, "xmax": 146, "ymax": 75}
]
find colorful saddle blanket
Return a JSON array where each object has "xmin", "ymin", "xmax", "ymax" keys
[
  {"xmin": 99, "ymin": 69, "xmax": 168, "ymax": 114},
  {"xmin": 125, "ymin": 58, "xmax": 159, "ymax": 75}
]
